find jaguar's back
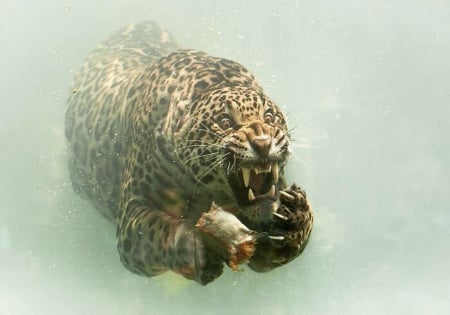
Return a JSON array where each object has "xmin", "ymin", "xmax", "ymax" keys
[{"xmin": 65, "ymin": 22, "xmax": 179, "ymax": 221}]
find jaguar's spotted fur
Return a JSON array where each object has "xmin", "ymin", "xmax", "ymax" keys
[{"xmin": 65, "ymin": 21, "xmax": 313, "ymax": 285}]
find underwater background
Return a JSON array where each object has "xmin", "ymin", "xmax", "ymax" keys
[{"xmin": 1, "ymin": 0, "xmax": 449, "ymax": 314}]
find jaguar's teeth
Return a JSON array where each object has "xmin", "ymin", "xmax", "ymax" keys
[
  {"xmin": 272, "ymin": 162, "xmax": 279, "ymax": 183},
  {"xmin": 268, "ymin": 185, "xmax": 276, "ymax": 198},
  {"xmin": 242, "ymin": 168, "xmax": 250, "ymax": 187},
  {"xmin": 254, "ymin": 166, "xmax": 272, "ymax": 175},
  {"xmin": 248, "ymin": 188, "xmax": 256, "ymax": 201}
]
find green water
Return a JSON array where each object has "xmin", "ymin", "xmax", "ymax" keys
[{"xmin": 1, "ymin": 0, "xmax": 449, "ymax": 314}]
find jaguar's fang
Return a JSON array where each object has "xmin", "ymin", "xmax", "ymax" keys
[
  {"xmin": 242, "ymin": 167, "xmax": 250, "ymax": 187},
  {"xmin": 248, "ymin": 188, "xmax": 256, "ymax": 201},
  {"xmin": 268, "ymin": 185, "xmax": 276, "ymax": 198}
]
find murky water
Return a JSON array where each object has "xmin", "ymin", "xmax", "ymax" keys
[{"xmin": 1, "ymin": 1, "xmax": 449, "ymax": 314}]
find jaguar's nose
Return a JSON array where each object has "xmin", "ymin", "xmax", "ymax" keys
[
  {"xmin": 251, "ymin": 135, "xmax": 271, "ymax": 158},
  {"xmin": 245, "ymin": 121, "xmax": 272, "ymax": 159}
]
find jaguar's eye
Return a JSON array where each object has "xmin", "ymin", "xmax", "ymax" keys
[
  {"xmin": 218, "ymin": 115, "xmax": 233, "ymax": 130},
  {"xmin": 264, "ymin": 109, "xmax": 275, "ymax": 124}
]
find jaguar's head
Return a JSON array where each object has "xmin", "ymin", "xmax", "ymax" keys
[{"xmin": 176, "ymin": 85, "xmax": 290, "ymax": 208}]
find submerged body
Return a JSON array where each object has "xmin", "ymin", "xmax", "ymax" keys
[{"xmin": 65, "ymin": 22, "xmax": 313, "ymax": 284}]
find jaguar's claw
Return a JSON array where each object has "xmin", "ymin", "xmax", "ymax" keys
[
  {"xmin": 272, "ymin": 257, "xmax": 287, "ymax": 264},
  {"xmin": 268, "ymin": 235, "xmax": 285, "ymax": 241},
  {"xmin": 280, "ymin": 191, "xmax": 295, "ymax": 201},
  {"xmin": 273, "ymin": 212, "xmax": 288, "ymax": 221}
]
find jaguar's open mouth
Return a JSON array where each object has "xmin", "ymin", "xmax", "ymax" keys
[{"xmin": 229, "ymin": 161, "xmax": 281, "ymax": 206}]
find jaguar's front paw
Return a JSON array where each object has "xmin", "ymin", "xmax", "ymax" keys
[
  {"xmin": 248, "ymin": 184, "xmax": 313, "ymax": 272},
  {"xmin": 272, "ymin": 184, "xmax": 310, "ymax": 229}
]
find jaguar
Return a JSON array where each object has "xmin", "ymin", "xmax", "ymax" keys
[{"xmin": 65, "ymin": 21, "xmax": 313, "ymax": 285}]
